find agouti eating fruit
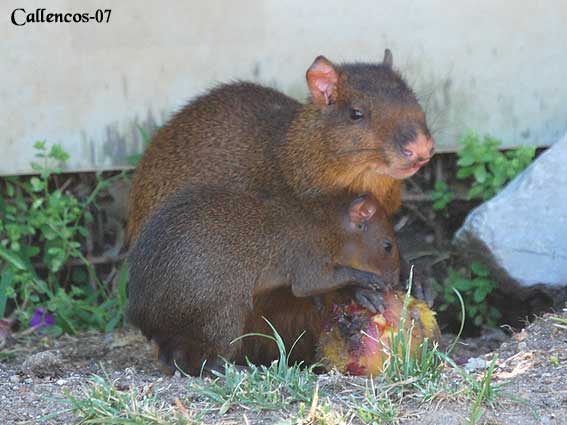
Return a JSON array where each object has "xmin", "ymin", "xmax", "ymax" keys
[
  {"xmin": 318, "ymin": 290, "xmax": 441, "ymax": 376},
  {"xmin": 127, "ymin": 49, "xmax": 434, "ymax": 245},
  {"xmin": 127, "ymin": 187, "xmax": 400, "ymax": 375}
]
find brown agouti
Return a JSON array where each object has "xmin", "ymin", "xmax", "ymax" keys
[
  {"xmin": 127, "ymin": 50, "xmax": 434, "ymax": 246},
  {"xmin": 127, "ymin": 187, "xmax": 400, "ymax": 375}
]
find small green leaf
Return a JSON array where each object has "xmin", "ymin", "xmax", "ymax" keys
[
  {"xmin": 432, "ymin": 199, "xmax": 447, "ymax": 211},
  {"xmin": 454, "ymin": 278, "xmax": 475, "ymax": 291},
  {"xmin": 30, "ymin": 177, "xmax": 43, "ymax": 192},
  {"xmin": 471, "ymin": 261, "xmax": 489, "ymax": 277},
  {"xmin": 30, "ymin": 162, "xmax": 43, "ymax": 173},
  {"xmin": 5, "ymin": 182, "xmax": 15, "ymax": 197},
  {"xmin": 0, "ymin": 271, "xmax": 14, "ymax": 317},
  {"xmin": 474, "ymin": 165, "xmax": 488, "ymax": 183},
  {"xmin": 84, "ymin": 211, "xmax": 94, "ymax": 224},
  {"xmin": 475, "ymin": 278, "xmax": 495, "ymax": 290},
  {"xmin": 0, "ymin": 245, "xmax": 27, "ymax": 270},
  {"xmin": 457, "ymin": 167, "xmax": 475, "ymax": 179},
  {"xmin": 33, "ymin": 140, "xmax": 46, "ymax": 151},
  {"xmin": 49, "ymin": 144, "xmax": 70, "ymax": 163},
  {"xmin": 457, "ymin": 155, "xmax": 475, "ymax": 167},
  {"xmin": 467, "ymin": 185, "xmax": 484, "ymax": 200},
  {"xmin": 468, "ymin": 305, "xmax": 478, "ymax": 316},
  {"xmin": 31, "ymin": 198, "xmax": 44, "ymax": 209},
  {"xmin": 137, "ymin": 125, "xmax": 152, "ymax": 145},
  {"xmin": 473, "ymin": 287, "xmax": 488, "ymax": 303}
]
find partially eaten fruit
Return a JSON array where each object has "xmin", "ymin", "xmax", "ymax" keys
[{"xmin": 318, "ymin": 291, "xmax": 440, "ymax": 376}]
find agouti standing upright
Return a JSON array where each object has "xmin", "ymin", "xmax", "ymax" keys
[
  {"xmin": 127, "ymin": 50, "xmax": 434, "ymax": 245},
  {"xmin": 127, "ymin": 187, "xmax": 400, "ymax": 375}
]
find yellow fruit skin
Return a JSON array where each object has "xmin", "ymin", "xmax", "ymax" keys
[{"xmin": 319, "ymin": 291, "xmax": 440, "ymax": 376}]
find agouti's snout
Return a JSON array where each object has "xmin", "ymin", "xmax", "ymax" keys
[{"xmin": 401, "ymin": 132, "xmax": 435, "ymax": 168}]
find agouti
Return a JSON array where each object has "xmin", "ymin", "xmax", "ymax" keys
[
  {"xmin": 127, "ymin": 187, "xmax": 400, "ymax": 375},
  {"xmin": 127, "ymin": 50, "xmax": 434, "ymax": 245}
]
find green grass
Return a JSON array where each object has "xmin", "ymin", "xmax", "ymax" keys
[
  {"xmin": 191, "ymin": 319, "xmax": 319, "ymax": 414},
  {"xmin": 60, "ymin": 373, "xmax": 203, "ymax": 424},
  {"xmin": 291, "ymin": 385, "xmax": 353, "ymax": 425},
  {"xmin": 350, "ymin": 383, "xmax": 400, "ymax": 424},
  {"xmin": 438, "ymin": 353, "xmax": 506, "ymax": 424},
  {"xmin": 374, "ymin": 268, "xmax": 445, "ymax": 401}
]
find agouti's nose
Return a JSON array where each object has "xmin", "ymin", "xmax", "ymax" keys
[{"xmin": 401, "ymin": 133, "xmax": 435, "ymax": 164}]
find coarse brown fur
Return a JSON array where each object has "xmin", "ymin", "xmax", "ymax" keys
[
  {"xmin": 127, "ymin": 187, "xmax": 400, "ymax": 375},
  {"xmin": 127, "ymin": 52, "xmax": 433, "ymax": 244}
]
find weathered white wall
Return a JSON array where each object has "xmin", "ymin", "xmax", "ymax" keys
[{"xmin": 2, "ymin": 0, "xmax": 566, "ymax": 175}]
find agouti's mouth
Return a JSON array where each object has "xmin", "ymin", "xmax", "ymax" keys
[
  {"xmin": 403, "ymin": 156, "xmax": 430, "ymax": 173},
  {"xmin": 392, "ymin": 162, "xmax": 426, "ymax": 178},
  {"xmin": 370, "ymin": 158, "xmax": 429, "ymax": 179}
]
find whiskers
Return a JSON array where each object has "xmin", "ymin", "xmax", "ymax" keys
[
  {"xmin": 334, "ymin": 146, "xmax": 390, "ymax": 163},
  {"xmin": 335, "ymin": 147, "xmax": 378, "ymax": 157}
]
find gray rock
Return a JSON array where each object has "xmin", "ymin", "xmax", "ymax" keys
[
  {"xmin": 454, "ymin": 134, "xmax": 567, "ymax": 305},
  {"xmin": 21, "ymin": 350, "xmax": 63, "ymax": 378},
  {"xmin": 463, "ymin": 357, "xmax": 488, "ymax": 373}
]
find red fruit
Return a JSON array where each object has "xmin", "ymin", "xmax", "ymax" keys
[{"xmin": 318, "ymin": 291, "xmax": 440, "ymax": 376}]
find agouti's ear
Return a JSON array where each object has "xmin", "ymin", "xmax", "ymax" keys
[
  {"xmin": 306, "ymin": 56, "xmax": 338, "ymax": 107},
  {"xmin": 383, "ymin": 49, "xmax": 393, "ymax": 69},
  {"xmin": 348, "ymin": 194, "xmax": 378, "ymax": 225}
]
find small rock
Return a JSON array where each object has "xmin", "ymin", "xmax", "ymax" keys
[
  {"xmin": 514, "ymin": 329, "xmax": 529, "ymax": 342},
  {"xmin": 56, "ymin": 379, "xmax": 67, "ymax": 386},
  {"xmin": 21, "ymin": 350, "xmax": 63, "ymax": 378},
  {"xmin": 463, "ymin": 357, "xmax": 488, "ymax": 373},
  {"xmin": 518, "ymin": 341, "xmax": 528, "ymax": 352},
  {"xmin": 9, "ymin": 374, "xmax": 20, "ymax": 383}
]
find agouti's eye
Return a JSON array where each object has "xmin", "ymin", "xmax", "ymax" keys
[
  {"xmin": 383, "ymin": 240, "xmax": 393, "ymax": 255},
  {"xmin": 356, "ymin": 222, "xmax": 368, "ymax": 232},
  {"xmin": 349, "ymin": 108, "xmax": 364, "ymax": 121}
]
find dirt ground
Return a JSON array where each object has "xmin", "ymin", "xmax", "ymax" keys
[{"xmin": 1, "ymin": 310, "xmax": 566, "ymax": 425}]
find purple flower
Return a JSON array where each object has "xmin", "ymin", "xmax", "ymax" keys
[{"xmin": 29, "ymin": 307, "xmax": 55, "ymax": 331}]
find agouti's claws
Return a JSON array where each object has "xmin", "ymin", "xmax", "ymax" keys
[
  {"xmin": 357, "ymin": 296, "xmax": 376, "ymax": 313},
  {"xmin": 423, "ymin": 282, "xmax": 435, "ymax": 307},
  {"xmin": 412, "ymin": 283, "xmax": 425, "ymax": 303},
  {"xmin": 407, "ymin": 272, "xmax": 434, "ymax": 307},
  {"xmin": 354, "ymin": 288, "xmax": 384, "ymax": 314},
  {"xmin": 362, "ymin": 271, "xmax": 386, "ymax": 289}
]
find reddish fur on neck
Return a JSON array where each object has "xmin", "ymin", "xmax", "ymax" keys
[{"xmin": 316, "ymin": 163, "xmax": 402, "ymax": 216}]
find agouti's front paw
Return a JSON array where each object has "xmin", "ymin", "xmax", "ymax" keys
[
  {"xmin": 406, "ymin": 270, "xmax": 434, "ymax": 308},
  {"xmin": 400, "ymin": 259, "xmax": 434, "ymax": 307},
  {"xmin": 345, "ymin": 268, "xmax": 386, "ymax": 291},
  {"xmin": 353, "ymin": 287, "xmax": 384, "ymax": 314}
]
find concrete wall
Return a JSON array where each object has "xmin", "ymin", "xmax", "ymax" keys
[{"xmin": 2, "ymin": 0, "xmax": 566, "ymax": 175}]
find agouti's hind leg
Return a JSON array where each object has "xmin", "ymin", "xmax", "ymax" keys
[{"xmin": 153, "ymin": 335, "xmax": 212, "ymax": 376}]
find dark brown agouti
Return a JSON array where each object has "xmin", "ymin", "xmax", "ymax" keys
[
  {"xmin": 127, "ymin": 50, "xmax": 434, "ymax": 246},
  {"xmin": 127, "ymin": 187, "xmax": 400, "ymax": 375}
]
